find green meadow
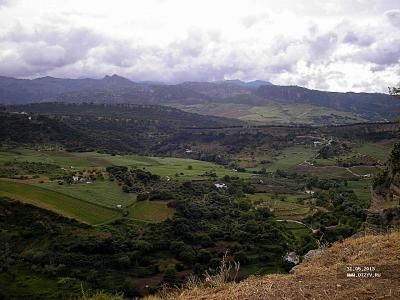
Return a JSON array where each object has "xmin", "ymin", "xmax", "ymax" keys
[
  {"xmin": 0, "ymin": 149, "xmax": 250, "ymax": 180},
  {"xmin": 35, "ymin": 180, "xmax": 137, "ymax": 208},
  {"xmin": 0, "ymin": 148, "xmax": 250, "ymax": 225},
  {"xmin": 0, "ymin": 180, "xmax": 119, "ymax": 225},
  {"xmin": 129, "ymin": 201, "xmax": 175, "ymax": 223}
]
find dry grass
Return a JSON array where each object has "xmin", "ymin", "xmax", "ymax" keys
[{"xmin": 159, "ymin": 231, "xmax": 400, "ymax": 300}]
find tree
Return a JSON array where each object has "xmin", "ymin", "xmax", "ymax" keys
[
  {"xmin": 0, "ymin": 242, "xmax": 13, "ymax": 273},
  {"xmin": 388, "ymin": 86, "xmax": 400, "ymax": 97}
]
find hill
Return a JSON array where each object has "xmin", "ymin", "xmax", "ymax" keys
[
  {"xmin": 160, "ymin": 231, "xmax": 400, "ymax": 299},
  {"xmin": 1, "ymin": 103, "xmax": 242, "ymax": 153},
  {"xmin": 1, "ymin": 75, "xmax": 399, "ymax": 124}
]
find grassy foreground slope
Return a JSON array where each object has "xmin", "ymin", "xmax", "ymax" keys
[
  {"xmin": 165, "ymin": 231, "xmax": 400, "ymax": 300},
  {"xmin": 0, "ymin": 180, "xmax": 119, "ymax": 224}
]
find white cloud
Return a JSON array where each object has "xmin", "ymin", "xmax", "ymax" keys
[{"xmin": 0, "ymin": 0, "xmax": 399, "ymax": 92}]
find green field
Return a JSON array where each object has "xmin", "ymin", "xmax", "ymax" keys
[
  {"xmin": 352, "ymin": 142, "xmax": 395, "ymax": 162},
  {"xmin": 347, "ymin": 180, "xmax": 372, "ymax": 205},
  {"xmin": 246, "ymin": 193, "xmax": 312, "ymax": 220},
  {"xmin": 0, "ymin": 149, "xmax": 250, "ymax": 181},
  {"xmin": 129, "ymin": 201, "xmax": 175, "ymax": 223},
  {"xmin": 35, "ymin": 180, "xmax": 137, "ymax": 208},
  {"xmin": 0, "ymin": 180, "xmax": 119, "ymax": 225},
  {"xmin": 174, "ymin": 102, "xmax": 366, "ymax": 125},
  {"xmin": 1, "ymin": 148, "xmax": 244, "ymax": 224},
  {"xmin": 243, "ymin": 103, "xmax": 365, "ymax": 124},
  {"xmin": 263, "ymin": 146, "xmax": 316, "ymax": 171}
]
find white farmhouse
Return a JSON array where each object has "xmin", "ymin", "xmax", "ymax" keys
[{"xmin": 214, "ymin": 183, "xmax": 227, "ymax": 189}]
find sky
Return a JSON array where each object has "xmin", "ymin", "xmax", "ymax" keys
[{"xmin": 0, "ymin": 0, "xmax": 399, "ymax": 92}]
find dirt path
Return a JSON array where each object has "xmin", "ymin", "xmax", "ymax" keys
[
  {"xmin": 345, "ymin": 167, "xmax": 361, "ymax": 177},
  {"xmin": 275, "ymin": 219, "xmax": 317, "ymax": 233}
]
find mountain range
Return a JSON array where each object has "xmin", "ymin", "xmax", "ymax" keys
[{"xmin": 0, "ymin": 74, "xmax": 399, "ymax": 124}]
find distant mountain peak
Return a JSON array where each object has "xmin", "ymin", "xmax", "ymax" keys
[
  {"xmin": 221, "ymin": 79, "xmax": 273, "ymax": 88},
  {"xmin": 103, "ymin": 74, "xmax": 132, "ymax": 83}
]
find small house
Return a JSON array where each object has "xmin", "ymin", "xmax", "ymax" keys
[{"xmin": 214, "ymin": 183, "xmax": 227, "ymax": 189}]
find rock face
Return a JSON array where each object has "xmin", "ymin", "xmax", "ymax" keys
[
  {"xmin": 303, "ymin": 249, "xmax": 325, "ymax": 261},
  {"xmin": 367, "ymin": 142, "xmax": 400, "ymax": 231}
]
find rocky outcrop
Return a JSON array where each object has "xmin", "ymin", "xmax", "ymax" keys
[{"xmin": 367, "ymin": 143, "xmax": 400, "ymax": 231}]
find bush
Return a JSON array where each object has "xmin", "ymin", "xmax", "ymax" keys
[
  {"xmin": 233, "ymin": 251, "xmax": 249, "ymax": 264},
  {"xmin": 122, "ymin": 280, "xmax": 140, "ymax": 298},
  {"xmin": 163, "ymin": 266, "xmax": 179, "ymax": 286},
  {"xmin": 197, "ymin": 249, "xmax": 212, "ymax": 264}
]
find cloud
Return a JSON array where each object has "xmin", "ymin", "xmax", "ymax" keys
[
  {"xmin": 342, "ymin": 31, "xmax": 374, "ymax": 47},
  {"xmin": 0, "ymin": 0, "xmax": 399, "ymax": 92},
  {"xmin": 361, "ymin": 41, "xmax": 400, "ymax": 66},
  {"xmin": 0, "ymin": 26, "xmax": 102, "ymax": 76},
  {"xmin": 385, "ymin": 9, "xmax": 400, "ymax": 28},
  {"xmin": 241, "ymin": 12, "xmax": 270, "ymax": 28},
  {"xmin": 306, "ymin": 32, "xmax": 338, "ymax": 61}
]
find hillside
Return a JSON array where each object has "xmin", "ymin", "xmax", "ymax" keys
[
  {"xmin": 1, "ymin": 103, "xmax": 242, "ymax": 153},
  {"xmin": 163, "ymin": 231, "xmax": 400, "ymax": 299},
  {"xmin": 1, "ymin": 75, "xmax": 399, "ymax": 124}
]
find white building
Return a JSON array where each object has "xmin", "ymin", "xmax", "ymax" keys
[{"xmin": 214, "ymin": 183, "xmax": 227, "ymax": 189}]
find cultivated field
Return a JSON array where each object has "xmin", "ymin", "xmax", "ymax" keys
[
  {"xmin": 0, "ymin": 149, "xmax": 249, "ymax": 180},
  {"xmin": 0, "ymin": 148, "xmax": 250, "ymax": 225},
  {"xmin": 129, "ymin": 201, "xmax": 175, "ymax": 223},
  {"xmin": 36, "ymin": 180, "xmax": 138, "ymax": 208},
  {"xmin": 246, "ymin": 193, "xmax": 312, "ymax": 221},
  {"xmin": 174, "ymin": 102, "xmax": 366, "ymax": 125},
  {"xmin": 0, "ymin": 180, "xmax": 119, "ymax": 225}
]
